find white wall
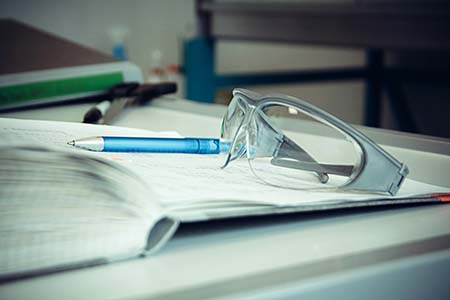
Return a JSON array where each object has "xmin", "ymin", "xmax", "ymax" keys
[
  {"xmin": 0, "ymin": 0, "xmax": 195, "ymax": 72},
  {"xmin": 0, "ymin": 0, "xmax": 366, "ymax": 125}
]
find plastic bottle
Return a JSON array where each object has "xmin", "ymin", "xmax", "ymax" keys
[{"xmin": 109, "ymin": 27, "xmax": 129, "ymax": 61}]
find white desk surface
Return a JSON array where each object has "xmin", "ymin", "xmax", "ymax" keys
[{"xmin": 0, "ymin": 98, "xmax": 449, "ymax": 300}]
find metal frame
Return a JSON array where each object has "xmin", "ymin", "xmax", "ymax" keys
[{"xmin": 184, "ymin": 0, "xmax": 450, "ymax": 131}]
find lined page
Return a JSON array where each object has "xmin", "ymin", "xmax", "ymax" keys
[
  {"xmin": 0, "ymin": 119, "xmax": 176, "ymax": 277},
  {"xmin": 1, "ymin": 118, "xmax": 449, "ymax": 210}
]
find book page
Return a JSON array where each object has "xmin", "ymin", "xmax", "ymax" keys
[
  {"xmin": 0, "ymin": 118, "xmax": 179, "ymax": 277},
  {"xmin": 110, "ymin": 152, "xmax": 450, "ymax": 207},
  {"xmin": 1, "ymin": 118, "xmax": 449, "ymax": 210}
]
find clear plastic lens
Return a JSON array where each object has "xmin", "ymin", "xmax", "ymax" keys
[
  {"xmin": 247, "ymin": 104, "xmax": 363, "ymax": 190},
  {"xmin": 221, "ymin": 96, "xmax": 246, "ymax": 141},
  {"xmin": 220, "ymin": 96, "xmax": 248, "ymax": 166}
]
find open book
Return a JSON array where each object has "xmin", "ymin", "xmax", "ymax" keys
[{"xmin": 1, "ymin": 117, "xmax": 449, "ymax": 281}]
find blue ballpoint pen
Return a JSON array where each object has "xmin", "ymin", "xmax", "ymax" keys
[{"xmin": 67, "ymin": 136, "xmax": 224, "ymax": 154}]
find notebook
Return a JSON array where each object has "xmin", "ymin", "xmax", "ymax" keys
[{"xmin": 1, "ymin": 117, "xmax": 449, "ymax": 281}]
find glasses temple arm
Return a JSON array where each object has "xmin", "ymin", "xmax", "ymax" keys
[
  {"xmin": 271, "ymin": 158, "xmax": 353, "ymax": 177},
  {"xmin": 273, "ymin": 135, "xmax": 353, "ymax": 183}
]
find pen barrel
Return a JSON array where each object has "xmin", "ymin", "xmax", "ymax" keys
[{"xmin": 102, "ymin": 137, "xmax": 221, "ymax": 154}]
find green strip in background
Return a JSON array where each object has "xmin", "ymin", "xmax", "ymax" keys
[{"xmin": 0, "ymin": 72, "xmax": 124, "ymax": 107}]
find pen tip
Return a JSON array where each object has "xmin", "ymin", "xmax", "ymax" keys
[{"xmin": 67, "ymin": 140, "xmax": 75, "ymax": 146}]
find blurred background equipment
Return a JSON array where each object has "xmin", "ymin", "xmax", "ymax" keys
[
  {"xmin": 1, "ymin": 0, "xmax": 449, "ymax": 137},
  {"xmin": 0, "ymin": 19, "xmax": 143, "ymax": 111},
  {"xmin": 186, "ymin": 0, "xmax": 450, "ymax": 137}
]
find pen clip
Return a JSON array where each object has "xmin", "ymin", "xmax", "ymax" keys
[
  {"xmin": 100, "ymin": 82, "xmax": 139, "ymax": 124},
  {"xmin": 102, "ymin": 98, "xmax": 129, "ymax": 124}
]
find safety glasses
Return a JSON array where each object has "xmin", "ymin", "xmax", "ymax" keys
[{"xmin": 220, "ymin": 88, "xmax": 409, "ymax": 195}]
